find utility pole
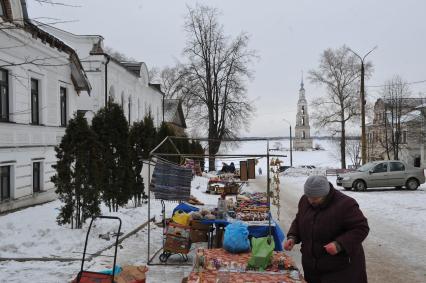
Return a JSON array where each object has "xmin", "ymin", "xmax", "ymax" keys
[
  {"xmin": 349, "ymin": 46, "xmax": 377, "ymax": 165},
  {"xmin": 283, "ymin": 118, "xmax": 293, "ymax": 167},
  {"xmin": 289, "ymin": 125, "xmax": 293, "ymax": 167}
]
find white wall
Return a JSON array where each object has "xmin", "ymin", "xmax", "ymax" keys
[
  {"xmin": 0, "ymin": 23, "xmax": 83, "ymax": 212},
  {"xmin": 38, "ymin": 27, "xmax": 164, "ymax": 127}
]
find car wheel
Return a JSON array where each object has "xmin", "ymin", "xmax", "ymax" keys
[
  {"xmin": 353, "ymin": 180, "xmax": 367, "ymax": 191},
  {"xmin": 405, "ymin": 178, "xmax": 419, "ymax": 190},
  {"xmin": 344, "ymin": 187, "xmax": 352, "ymax": 191}
]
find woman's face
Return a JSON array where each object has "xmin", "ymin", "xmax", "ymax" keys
[{"xmin": 307, "ymin": 196, "xmax": 325, "ymax": 207}]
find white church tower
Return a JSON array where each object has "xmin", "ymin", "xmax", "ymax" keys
[{"xmin": 293, "ymin": 75, "xmax": 313, "ymax": 150}]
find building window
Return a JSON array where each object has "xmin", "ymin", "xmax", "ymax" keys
[
  {"xmin": 33, "ymin": 162, "xmax": 41, "ymax": 193},
  {"xmin": 31, "ymin": 79, "xmax": 39, "ymax": 125},
  {"xmin": 302, "ymin": 131, "xmax": 305, "ymax": 139},
  {"xmin": 60, "ymin": 87, "xmax": 67, "ymax": 127},
  {"xmin": 156, "ymin": 107, "xmax": 159, "ymax": 126},
  {"xmin": 0, "ymin": 165, "xmax": 10, "ymax": 201},
  {"xmin": 302, "ymin": 117, "xmax": 305, "ymax": 126},
  {"xmin": 0, "ymin": 1, "xmax": 5, "ymax": 18},
  {"xmin": 138, "ymin": 99, "xmax": 141, "ymax": 121},
  {"xmin": 301, "ymin": 106, "xmax": 305, "ymax": 115},
  {"xmin": 402, "ymin": 131, "xmax": 407, "ymax": 144},
  {"xmin": 128, "ymin": 97, "xmax": 131, "ymax": 123},
  {"xmin": 0, "ymin": 68, "xmax": 9, "ymax": 121}
]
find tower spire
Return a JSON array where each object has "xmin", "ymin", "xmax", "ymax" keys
[{"xmin": 300, "ymin": 70, "xmax": 304, "ymax": 90}]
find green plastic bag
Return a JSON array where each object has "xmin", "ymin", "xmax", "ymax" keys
[{"xmin": 247, "ymin": 236, "xmax": 275, "ymax": 271}]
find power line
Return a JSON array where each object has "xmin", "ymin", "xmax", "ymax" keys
[{"xmin": 367, "ymin": 79, "xmax": 426, "ymax": 88}]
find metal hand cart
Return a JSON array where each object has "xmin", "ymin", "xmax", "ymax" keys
[
  {"xmin": 75, "ymin": 216, "xmax": 122, "ymax": 283},
  {"xmin": 159, "ymin": 221, "xmax": 192, "ymax": 263}
]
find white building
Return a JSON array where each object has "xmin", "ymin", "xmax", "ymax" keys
[
  {"xmin": 0, "ymin": 0, "xmax": 91, "ymax": 212},
  {"xmin": 39, "ymin": 25, "xmax": 164, "ymax": 127},
  {"xmin": 293, "ymin": 76, "xmax": 313, "ymax": 150}
]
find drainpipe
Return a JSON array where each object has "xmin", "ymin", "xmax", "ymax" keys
[
  {"xmin": 162, "ymin": 92, "xmax": 165, "ymax": 124},
  {"xmin": 104, "ymin": 55, "xmax": 111, "ymax": 107}
]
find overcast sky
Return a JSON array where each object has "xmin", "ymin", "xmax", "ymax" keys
[{"xmin": 27, "ymin": 0, "xmax": 426, "ymax": 137}]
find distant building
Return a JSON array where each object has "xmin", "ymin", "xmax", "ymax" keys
[
  {"xmin": 367, "ymin": 98, "xmax": 426, "ymax": 167},
  {"xmin": 293, "ymin": 76, "xmax": 313, "ymax": 151},
  {"xmin": 163, "ymin": 99, "xmax": 187, "ymax": 136},
  {"xmin": 0, "ymin": 0, "xmax": 91, "ymax": 212}
]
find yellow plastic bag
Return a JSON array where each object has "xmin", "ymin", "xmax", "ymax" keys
[{"xmin": 172, "ymin": 210, "xmax": 191, "ymax": 226}]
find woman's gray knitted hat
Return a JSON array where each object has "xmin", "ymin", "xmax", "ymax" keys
[{"xmin": 304, "ymin": 175, "xmax": 330, "ymax": 197}]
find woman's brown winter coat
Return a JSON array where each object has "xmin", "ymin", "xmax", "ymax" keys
[{"xmin": 288, "ymin": 185, "xmax": 369, "ymax": 283}]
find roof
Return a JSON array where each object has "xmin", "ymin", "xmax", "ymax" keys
[
  {"xmin": 164, "ymin": 99, "xmax": 186, "ymax": 128},
  {"xmin": 120, "ymin": 62, "xmax": 142, "ymax": 77},
  {"xmin": 23, "ymin": 21, "xmax": 91, "ymax": 93},
  {"xmin": 400, "ymin": 110, "xmax": 422, "ymax": 123}
]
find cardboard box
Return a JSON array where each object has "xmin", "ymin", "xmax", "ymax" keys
[
  {"xmin": 190, "ymin": 220, "xmax": 209, "ymax": 243},
  {"xmin": 114, "ymin": 266, "xmax": 148, "ymax": 283}
]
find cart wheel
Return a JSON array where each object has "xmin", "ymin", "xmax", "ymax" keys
[{"xmin": 159, "ymin": 252, "xmax": 170, "ymax": 263}]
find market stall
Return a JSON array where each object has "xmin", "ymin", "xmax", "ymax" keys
[
  {"xmin": 186, "ymin": 248, "xmax": 305, "ymax": 283},
  {"xmin": 146, "ymin": 136, "xmax": 304, "ymax": 282}
]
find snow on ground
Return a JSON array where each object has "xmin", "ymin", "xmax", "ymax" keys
[
  {"xmin": 283, "ymin": 176, "xmax": 426, "ymax": 239},
  {"xmin": 211, "ymin": 138, "xmax": 347, "ymax": 174},
  {"xmin": 2, "ymin": 139, "xmax": 426, "ymax": 282},
  {"xmin": 0, "ymin": 196, "xmax": 178, "ymax": 259},
  {"xmin": 0, "ymin": 175, "xmax": 217, "ymax": 260}
]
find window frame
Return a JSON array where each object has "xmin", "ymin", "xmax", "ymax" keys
[
  {"xmin": 60, "ymin": 86, "xmax": 67, "ymax": 127},
  {"xmin": 33, "ymin": 162, "xmax": 41, "ymax": 193},
  {"xmin": 0, "ymin": 165, "xmax": 11, "ymax": 201},
  {"xmin": 0, "ymin": 68, "xmax": 9, "ymax": 122},
  {"xmin": 0, "ymin": 0, "xmax": 6, "ymax": 19},
  {"xmin": 31, "ymin": 78, "xmax": 40, "ymax": 125}
]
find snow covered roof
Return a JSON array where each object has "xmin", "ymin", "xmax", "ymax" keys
[{"xmin": 400, "ymin": 110, "xmax": 422, "ymax": 123}]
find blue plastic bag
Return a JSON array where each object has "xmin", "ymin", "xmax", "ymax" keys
[
  {"xmin": 223, "ymin": 221, "xmax": 250, "ymax": 253},
  {"xmin": 99, "ymin": 265, "xmax": 122, "ymax": 275}
]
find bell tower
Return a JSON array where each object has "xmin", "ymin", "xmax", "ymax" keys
[{"xmin": 294, "ymin": 73, "xmax": 313, "ymax": 150}]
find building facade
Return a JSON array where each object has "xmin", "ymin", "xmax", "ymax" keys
[
  {"xmin": 39, "ymin": 25, "xmax": 164, "ymax": 127},
  {"xmin": 0, "ymin": 0, "xmax": 91, "ymax": 212},
  {"xmin": 293, "ymin": 77, "xmax": 313, "ymax": 150},
  {"xmin": 367, "ymin": 98, "xmax": 426, "ymax": 167}
]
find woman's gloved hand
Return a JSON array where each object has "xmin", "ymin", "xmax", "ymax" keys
[{"xmin": 324, "ymin": 241, "xmax": 342, "ymax": 255}]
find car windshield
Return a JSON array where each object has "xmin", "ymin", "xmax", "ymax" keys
[{"xmin": 357, "ymin": 163, "xmax": 377, "ymax": 172}]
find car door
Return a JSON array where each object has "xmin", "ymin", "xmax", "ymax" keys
[
  {"xmin": 368, "ymin": 162, "xmax": 389, "ymax": 187},
  {"xmin": 388, "ymin": 162, "xmax": 406, "ymax": 187}
]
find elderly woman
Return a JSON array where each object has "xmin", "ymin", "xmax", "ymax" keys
[{"xmin": 284, "ymin": 176, "xmax": 369, "ymax": 283}]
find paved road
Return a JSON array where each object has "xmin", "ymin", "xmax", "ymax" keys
[{"xmin": 272, "ymin": 176, "xmax": 426, "ymax": 283}]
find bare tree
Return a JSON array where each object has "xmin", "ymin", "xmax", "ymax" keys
[
  {"xmin": 309, "ymin": 46, "xmax": 372, "ymax": 169},
  {"xmin": 379, "ymin": 76, "xmax": 412, "ymax": 160},
  {"xmin": 104, "ymin": 46, "xmax": 136, "ymax": 62},
  {"xmin": 149, "ymin": 65, "xmax": 202, "ymax": 120},
  {"xmin": 346, "ymin": 138, "xmax": 361, "ymax": 167},
  {"xmin": 182, "ymin": 4, "xmax": 257, "ymax": 170}
]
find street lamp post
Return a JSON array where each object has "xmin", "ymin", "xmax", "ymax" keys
[
  {"xmin": 348, "ymin": 46, "xmax": 377, "ymax": 165},
  {"xmin": 283, "ymin": 118, "xmax": 293, "ymax": 167}
]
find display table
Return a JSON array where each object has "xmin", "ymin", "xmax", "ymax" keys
[
  {"xmin": 187, "ymin": 248, "xmax": 305, "ymax": 283},
  {"xmin": 201, "ymin": 219, "xmax": 285, "ymax": 251}
]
